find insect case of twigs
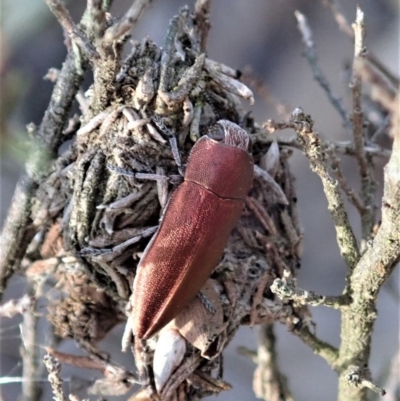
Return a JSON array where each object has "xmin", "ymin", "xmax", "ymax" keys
[{"xmin": 26, "ymin": 3, "xmax": 303, "ymax": 400}]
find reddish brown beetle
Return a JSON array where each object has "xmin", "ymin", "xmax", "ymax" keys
[{"xmin": 132, "ymin": 120, "xmax": 254, "ymax": 339}]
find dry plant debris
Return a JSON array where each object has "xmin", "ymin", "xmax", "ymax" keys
[{"xmin": 0, "ymin": 1, "xmax": 398, "ymax": 401}]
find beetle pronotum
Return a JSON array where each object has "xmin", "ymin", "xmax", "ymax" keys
[{"xmin": 132, "ymin": 120, "xmax": 254, "ymax": 339}]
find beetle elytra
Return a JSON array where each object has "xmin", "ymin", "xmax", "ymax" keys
[{"xmin": 132, "ymin": 120, "xmax": 254, "ymax": 339}]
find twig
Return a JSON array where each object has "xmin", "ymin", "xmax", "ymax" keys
[
  {"xmin": 254, "ymin": 131, "xmax": 391, "ymax": 159},
  {"xmin": 350, "ymin": 7, "xmax": 368, "ymax": 177},
  {"xmin": 44, "ymin": 0, "xmax": 99, "ymax": 60},
  {"xmin": 345, "ymin": 366, "xmax": 386, "ymax": 397},
  {"xmin": 194, "ymin": 0, "xmax": 211, "ymax": 52},
  {"xmin": 253, "ymin": 324, "xmax": 294, "ymax": 401},
  {"xmin": 321, "ymin": 0, "xmax": 400, "ymax": 88},
  {"xmin": 327, "ymin": 147, "xmax": 367, "ymax": 214},
  {"xmin": 294, "ymin": 325, "xmax": 339, "ymax": 368},
  {"xmin": 350, "ymin": 7, "xmax": 376, "ymax": 239},
  {"xmin": 295, "ymin": 11, "xmax": 352, "ymax": 132},
  {"xmin": 43, "ymin": 354, "xmax": 68, "ymax": 401},
  {"xmin": 45, "ymin": 347, "xmax": 139, "ymax": 385},
  {"xmin": 159, "ymin": 53, "xmax": 206, "ymax": 105},
  {"xmin": 370, "ymin": 115, "xmax": 391, "ymax": 143},
  {"xmin": 86, "ymin": 0, "xmax": 107, "ymax": 41},
  {"xmin": 356, "ymin": 59, "xmax": 398, "ymax": 114},
  {"xmin": 321, "ymin": 0, "xmax": 353, "ymax": 37},
  {"xmin": 102, "ymin": 0, "xmax": 113, "ymax": 12},
  {"xmin": 264, "ymin": 109, "xmax": 360, "ymax": 270},
  {"xmin": 270, "ymin": 270, "xmax": 350, "ymax": 309},
  {"xmin": 0, "ymin": 50, "xmax": 84, "ymax": 298},
  {"xmin": 103, "ymin": 0, "xmax": 153, "ymax": 45},
  {"xmin": 20, "ymin": 286, "xmax": 42, "ymax": 401},
  {"xmin": 337, "ymin": 102, "xmax": 400, "ymax": 401}
]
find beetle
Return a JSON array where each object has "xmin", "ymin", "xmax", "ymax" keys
[{"xmin": 132, "ymin": 119, "xmax": 254, "ymax": 339}]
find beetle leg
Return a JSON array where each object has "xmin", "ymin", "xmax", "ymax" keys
[
  {"xmin": 141, "ymin": 110, "xmax": 168, "ymax": 144},
  {"xmin": 197, "ymin": 291, "xmax": 216, "ymax": 314},
  {"xmin": 80, "ymin": 226, "xmax": 157, "ymax": 261},
  {"xmin": 106, "ymin": 163, "xmax": 182, "ymax": 184},
  {"xmin": 151, "ymin": 115, "xmax": 184, "ymax": 176}
]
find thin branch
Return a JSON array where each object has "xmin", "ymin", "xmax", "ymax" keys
[
  {"xmin": 194, "ymin": 0, "xmax": 211, "ymax": 52},
  {"xmin": 21, "ymin": 286, "xmax": 42, "ymax": 401},
  {"xmin": 44, "ymin": 0, "xmax": 99, "ymax": 60},
  {"xmin": 327, "ymin": 147, "xmax": 367, "ymax": 214},
  {"xmin": 337, "ymin": 100, "xmax": 400, "ymax": 401},
  {"xmin": 321, "ymin": 0, "xmax": 353, "ymax": 37},
  {"xmin": 345, "ymin": 366, "xmax": 386, "ymax": 397},
  {"xmin": 356, "ymin": 59, "xmax": 398, "ymax": 114},
  {"xmin": 321, "ymin": 0, "xmax": 400, "ymax": 88},
  {"xmin": 103, "ymin": 0, "xmax": 153, "ymax": 45},
  {"xmin": 370, "ymin": 115, "xmax": 391, "ymax": 144},
  {"xmin": 46, "ymin": 347, "xmax": 139, "ymax": 384},
  {"xmin": 253, "ymin": 324, "xmax": 294, "ymax": 401},
  {"xmin": 295, "ymin": 11, "xmax": 352, "ymax": 132},
  {"xmin": 43, "ymin": 354, "xmax": 68, "ymax": 401},
  {"xmin": 254, "ymin": 131, "xmax": 391, "ymax": 159},
  {"xmin": 271, "ymin": 270, "xmax": 350, "ymax": 309},
  {"xmin": 0, "ymin": 50, "xmax": 84, "ymax": 299},
  {"xmin": 350, "ymin": 7, "xmax": 376, "ymax": 239},
  {"xmin": 102, "ymin": 0, "xmax": 113, "ymax": 12},
  {"xmin": 86, "ymin": 0, "xmax": 107, "ymax": 40},
  {"xmin": 350, "ymin": 7, "xmax": 368, "ymax": 178},
  {"xmin": 294, "ymin": 325, "xmax": 339, "ymax": 368},
  {"xmin": 264, "ymin": 109, "xmax": 360, "ymax": 270}
]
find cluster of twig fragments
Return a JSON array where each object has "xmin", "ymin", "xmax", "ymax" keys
[{"xmin": 0, "ymin": 1, "xmax": 398, "ymax": 401}]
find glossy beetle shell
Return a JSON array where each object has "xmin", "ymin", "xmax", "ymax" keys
[{"xmin": 133, "ymin": 120, "xmax": 254, "ymax": 339}]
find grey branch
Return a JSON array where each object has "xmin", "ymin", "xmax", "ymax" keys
[
  {"xmin": 345, "ymin": 366, "xmax": 386, "ymax": 396},
  {"xmin": 264, "ymin": 109, "xmax": 360, "ymax": 270},
  {"xmin": 295, "ymin": 10, "xmax": 352, "ymax": 132},
  {"xmin": 253, "ymin": 324, "xmax": 294, "ymax": 401},
  {"xmin": 350, "ymin": 7, "xmax": 376, "ymax": 240},
  {"xmin": 271, "ymin": 270, "xmax": 349, "ymax": 309},
  {"xmin": 0, "ymin": 51, "xmax": 84, "ymax": 298},
  {"xmin": 336, "ymin": 103, "xmax": 400, "ymax": 401},
  {"xmin": 44, "ymin": 0, "xmax": 99, "ymax": 60}
]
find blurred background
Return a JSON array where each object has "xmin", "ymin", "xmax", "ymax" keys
[{"xmin": 1, "ymin": 0, "xmax": 399, "ymax": 400}]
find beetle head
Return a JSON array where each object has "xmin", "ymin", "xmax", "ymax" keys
[{"xmin": 207, "ymin": 120, "xmax": 250, "ymax": 151}]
